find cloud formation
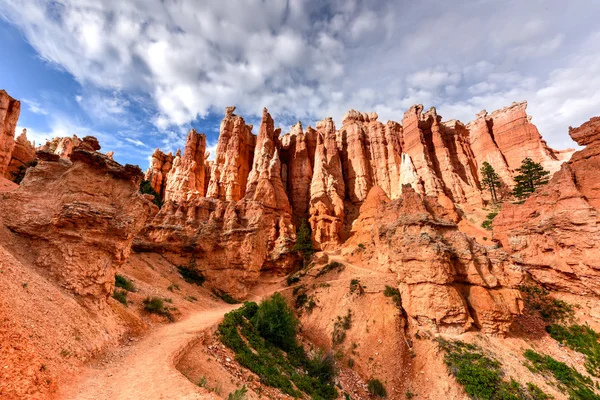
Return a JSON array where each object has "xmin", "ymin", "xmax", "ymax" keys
[{"xmin": 2, "ymin": 0, "xmax": 600, "ymax": 152}]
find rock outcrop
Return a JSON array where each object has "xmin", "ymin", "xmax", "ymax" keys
[
  {"xmin": 145, "ymin": 149, "xmax": 175, "ymax": 198},
  {"xmin": 281, "ymin": 122, "xmax": 313, "ymax": 224},
  {"xmin": 164, "ymin": 129, "xmax": 208, "ymax": 202},
  {"xmin": 6, "ymin": 129, "xmax": 36, "ymax": 179},
  {"xmin": 346, "ymin": 185, "xmax": 522, "ymax": 334},
  {"xmin": 39, "ymin": 135, "xmax": 83, "ymax": 159},
  {"xmin": 206, "ymin": 106, "xmax": 255, "ymax": 202},
  {"xmin": 0, "ymin": 90, "xmax": 20, "ymax": 178},
  {"xmin": 309, "ymin": 117, "xmax": 345, "ymax": 249},
  {"xmin": 493, "ymin": 116, "xmax": 600, "ymax": 296},
  {"xmin": 0, "ymin": 141, "xmax": 155, "ymax": 304}
]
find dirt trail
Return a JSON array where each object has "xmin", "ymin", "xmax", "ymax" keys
[{"xmin": 62, "ymin": 305, "xmax": 239, "ymax": 400}]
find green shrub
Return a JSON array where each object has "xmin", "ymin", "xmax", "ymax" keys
[
  {"xmin": 368, "ymin": 379, "xmax": 387, "ymax": 398},
  {"xmin": 524, "ymin": 349, "xmax": 599, "ymax": 399},
  {"xmin": 526, "ymin": 383, "xmax": 551, "ymax": 400},
  {"xmin": 546, "ymin": 324, "xmax": 600, "ymax": 377},
  {"xmin": 286, "ymin": 273, "xmax": 301, "ymax": 286},
  {"xmin": 167, "ymin": 283, "xmax": 179, "ymax": 292},
  {"xmin": 350, "ymin": 279, "xmax": 364, "ymax": 296},
  {"xmin": 316, "ymin": 261, "xmax": 344, "ymax": 278},
  {"xmin": 519, "ymin": 285, "xmax": 574, "ymax": 323},
  {"xmin": 143, "ymin": 297, "xmax": 174, "ymax": 322},
  {"xmin": 112, "ymin": 290, "xmax": 128, "ymax": 306},
  {"xmin": 115, "ymin": 274, "xmax": 136, "ymax": 292},
  {"xmin": 384, "ymin": 286, "xmax": 402, "ymax": 308},
  {"xmin": 332, "ymin": 309, "xmax": 352, "ymax": 345},
  {"xmin": 227, "ymin": 386, "xmax": 248, "ymax": 400},
  {"xmin": 218, "ymin": 298, "xmax": 337, "ymax": 399},
  {"xmin": 213, "ymin": 289, "xmax": 240, "ymax": 304},
  {"xmin": 293, "ymin": 219, "xmax": 314, "ymax": 258},
  {"xmin": 177, "ymin": 265, "xmax": 205, "ymax": 286},
  {"xmin": 252, "ymin": 292, "xmax": 298, "ymax": 351},
  {"xmin": 140, "ymin": 179, "xmax": 163, "ymax": 208}
]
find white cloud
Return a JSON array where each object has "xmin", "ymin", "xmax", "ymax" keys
[
  {"xmin": 2, "ymin": 0, "xmax": 600, "ymax": 153},
  {"xmin": 22, "ymin": 99, "xmax": 48, "ymax": 115}
]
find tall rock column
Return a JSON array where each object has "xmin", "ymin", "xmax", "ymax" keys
[
  {"xmin": 7, "ymin": 129, "xmax": 36, "ymax": 179},
  {"xmin": 401, "ymin": 105, "xmax": 445, "ymax": 196},
  {"xmin": 206, "ymin": 106, "xmax": 255, "ymax": 202},
  {"xmin": 281, "ymin": 122, "xmax": 313, "ymax": 224},
  {"xmin": 245, "ymin": 108, "xmax": 291, "ymax": 212},
  {"xmin": 0, "ymin": 90, "xmax": 21, "ymax": 178},
  {"xmin": 309, "ymin": 117, "xmax": 345, "ymax": 249},
  {"xmin": 145, "ymin": 149, "xmax": 175, "ymax": 198},
  {"xmin": 164, "ymin": 129, "xmax": 207, "ymax": 202}
]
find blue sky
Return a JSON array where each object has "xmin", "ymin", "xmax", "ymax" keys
[{"xmin": 2, "ymin": 0, "xmax": 600, "ymax": 169}]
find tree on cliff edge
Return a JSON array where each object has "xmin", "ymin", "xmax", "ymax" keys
[
  {"xmin": 512, "ymin": 158, "xmax": 550, "ymax": 200},
  {"xmin": 480, "ymin": 162, "xmax": 501, "ymax": 203}
]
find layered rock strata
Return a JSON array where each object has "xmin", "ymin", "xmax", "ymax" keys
[
  {"xmin": 164, "ymin": 129, "xmax": 208, "ymax": 202},
  {"xmin": 0, "ymin": 141, "xmax": 155, "ymax": 304},
  {"xmin": 493, "ymin": 116, "xmax": 600, "ymax": 296},
  {"xmin": 346, "ymin": 186, "xmax": 523, "ymax": 334}
]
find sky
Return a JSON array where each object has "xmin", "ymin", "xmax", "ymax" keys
[{"xmin": 1, "ymin": 0, "xmax": 599, "ymax": 169}]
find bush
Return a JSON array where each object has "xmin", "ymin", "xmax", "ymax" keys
[
  {"xmin": 115, "ymin": 274, "xmax": 136, "ymax": 292},
  {"xmin": 167, "ymin": 283, "xmax": 179, "ymax": 292},
  {"xmin": 177, "ymin": 265, "xmax": 205, "ymax": 286},
  {"xmin": 481, "ymin": 212, "xmax": 499, "ymax": 231},
  {"xmin": 384, "ymin": 286, "xmax": 402, "ymax": 308},
  {"xmin": 252, "ymin": 292, "xmax": 298, "ymax": 351},
  {"xmin": 213, "ymin": 289, "xmax": 240, "ymax": 304},
  {"xmin": 293, "ymin": 219, "xmax": 314, "ymax": 258},
  {"xmin": 143, "ymin": 297, "xmax": 174, "ymax": 322},
  {"xmin": 524, "ymin": 349, "xmax": 599, "ymax": 399},
  {"xmin": 316, "ymin": 261, "xmax": 344, "ymax": 278},
  {"xmin": 519, "ymin": 285, "xmax": 574, "ymax": 323},
  {"xmin": 112, "ymin": 290, "xmax": 128, "ymax": 306},
  {"xmin": 368, "ymin": 379, "xmax": 387, "ymax": 398},
  {"xmin": 546, "ymin": 324, "xmax": 600, "ymax": 377},
  {"xmin": 227, "ymin": 386, "xmax": 248, "ymax": 400},
  {"xmin": 349, "ymin": 279, "xmax": 364, "ymax": 296},
  {"xmin": 332, "ymin": 309, "xmax": 352, "ymax": 345},
  {"xmin": 139, "ymin": 179, "xmax": 163, "ymax": 208}
]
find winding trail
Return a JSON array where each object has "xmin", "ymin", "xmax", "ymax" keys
[
  {"xmin": 62, "ymin": 305, "xmax": 240, "ymax": 400},
  {"xmin": 61, "ymin": 253, "xmax": 395, "ymax": 399}
]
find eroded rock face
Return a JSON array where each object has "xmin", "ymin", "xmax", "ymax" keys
[
  {"xmin": 493, "ymin": 116, "xmax": 600, "ymax": 296},
  {"xmin": 346, "ymin": 185, "xmax": 522, "ymax": 334},
  {"xmin": 309, "ymin": 117, "xmax": 345, "ymax": 249},
  {"xmin": 6, "ymin": 129, "xmax": 36, "ymax": 179},
  {"xmin": 281, "ymin": 122, "xmax": 313, "ymax": 224},
  {"xmin": 145, "ymin": 149, "xmax": 175, "ymax": 198},
  {"xmin": 0, "ymin": 90, "xmax": 20, "ymax": 178},
  {"xmin": 39, "ymin": 135, "xmax": 83, "ymax": 159},
  {"xmin": 164, "ymin": 129, "xmax": 207, "ymax": 202},
  {"xmin": 0, "ymin": 143, "xmax": 155, "ymax": 304},
  {"xmin": 206, "ymin": 106, "xmax": 255, "ymax": 202}
]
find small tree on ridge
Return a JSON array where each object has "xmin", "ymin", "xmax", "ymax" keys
[
  {"xmin": 480, "ymin": 162, "xmax": 501, "ymax": 203},
  {"xmin": 512, "ymin": 157, "xmax": 550, "ymax": 200}
]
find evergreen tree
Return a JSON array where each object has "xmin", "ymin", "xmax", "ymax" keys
[
  {"xmin": 293, "ymin": 219, "xmax": 314, "ymax": 259},
  {"xmin": 512, "ymin": 157, "xmax": 550, "ymax": 199},
  {"xmin": 139, "ymin": 179, "xmax": 163, "ymax": 208},
  {"xmin": 480, "ymin": 162, "xmax": 502, "ymax": 203}
]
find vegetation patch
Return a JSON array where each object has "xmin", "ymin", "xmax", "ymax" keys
[
  {"xmin": 524, "ymin": 349, "xmax": 599, "ymax": 399},
  {"xmin": 167, "ymin": 283, "xmax": 180, "ymax": 292},
  {"xmin": 519, "ymin": 284, "xmax": 574, "ymax": 323},
  {"xmin": 349, "ymin": 279, "xmax": 365, "ymax": 296},
  {"xmin": 140, "ymin": 179, "xmax": 163, "ymax": 208},
  {"xmin": 436, "ymin": 338, "xmax": 551, "ymax": 400},
  {"xmin": 546, "ymin": 324, "xmax": 600, "ymax": 377},
  {"xmin": 481, "ymin": 211, "xmax": 499, "ymax": 230},
  {"xmin": 293, "ymin": 219, "xmax": 315, "ymax": 260},
  {"xmin": 316, "ymin": 261, "xmax": 345, "ymax": 278},
  {"xmin": 143, "ymin": 297, "xmax": 175, "ymax": 322},
  {"xmin": 115, "ymin": 274, "xmax": 136, "ymax": 292},
  {"xmin": 177, "ymin": 265, "xmax": 206, "ymax": 286},
  {"xmin": 384, "ymin": 285, "xmax": 402, "ymax": 308},
  {"xmin": 367, "ymin": 379, "xmax": 387, "ymax": 398},
  {"xmin": 227, "ymin": 386, "xmax": 248, "ymax": 400},
  {"xmin": 218, "ymin": 293, "xmax": 337, "ymax": 399},
  {"xmin": 112, "ymin": 289, "xmax": 128, "ymax": 306},
  {"xmin": 332, "ymin": 309, "xmax": 352, "ymax": 345},
  {"xmin": 213, "ymin": 289, "xmax": 240, "ymax": 304}
]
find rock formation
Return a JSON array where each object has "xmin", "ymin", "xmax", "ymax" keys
[
  {"xmin": 145, "ymin": 149, "xmax": 175, "ymax": 198},
  {"xmin": 6, "ymin": 129, "xmax": 36, "ymax": 179},
  {"xmin": 164, "ymin": 129, "xmax": 207, "ymax": 202},
  {"xmin": 0, "ymin": 141, "xmax": 155, "ymax": 304},
  {"xmin": 206, "ymin": 106, "xmax": 255, "ymax": 202},
  {"xmin": 346, "ymin": 185, "xmax": 522, "ymax": 334},
  {"xmin": 39, "ymin": 135, "xmax": 83, "ymax": 159},
  {"xmin": 493, "ymin": 116, "xmax": 600, "ymax": 296},
  {"xmin": 0, "ymin": 90, "xmax": 20, "ymax": 178},
  {"xmin": 309, "ymin": 117, "xmax": 345, "ymax": 249}
]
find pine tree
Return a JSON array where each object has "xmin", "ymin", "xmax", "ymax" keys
[
  {"xmin": 512, "ymin": 157, "xmax": 550, "ymax": 199},
  {"xmin": 293, "ymin": 219, "xmax": 314, "ymax": 258},
  {"xmin": 480, "ymin": 162, "xmax": 502, "ymax": 203}
]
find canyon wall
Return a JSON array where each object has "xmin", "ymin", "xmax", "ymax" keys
[
  {"xmin": 0, "ymin": 90, "xmax": 21, "ymax": 178},
  {"xmin": 493, "ymin": 116, "xmax": 600, "ymax": 296}
]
